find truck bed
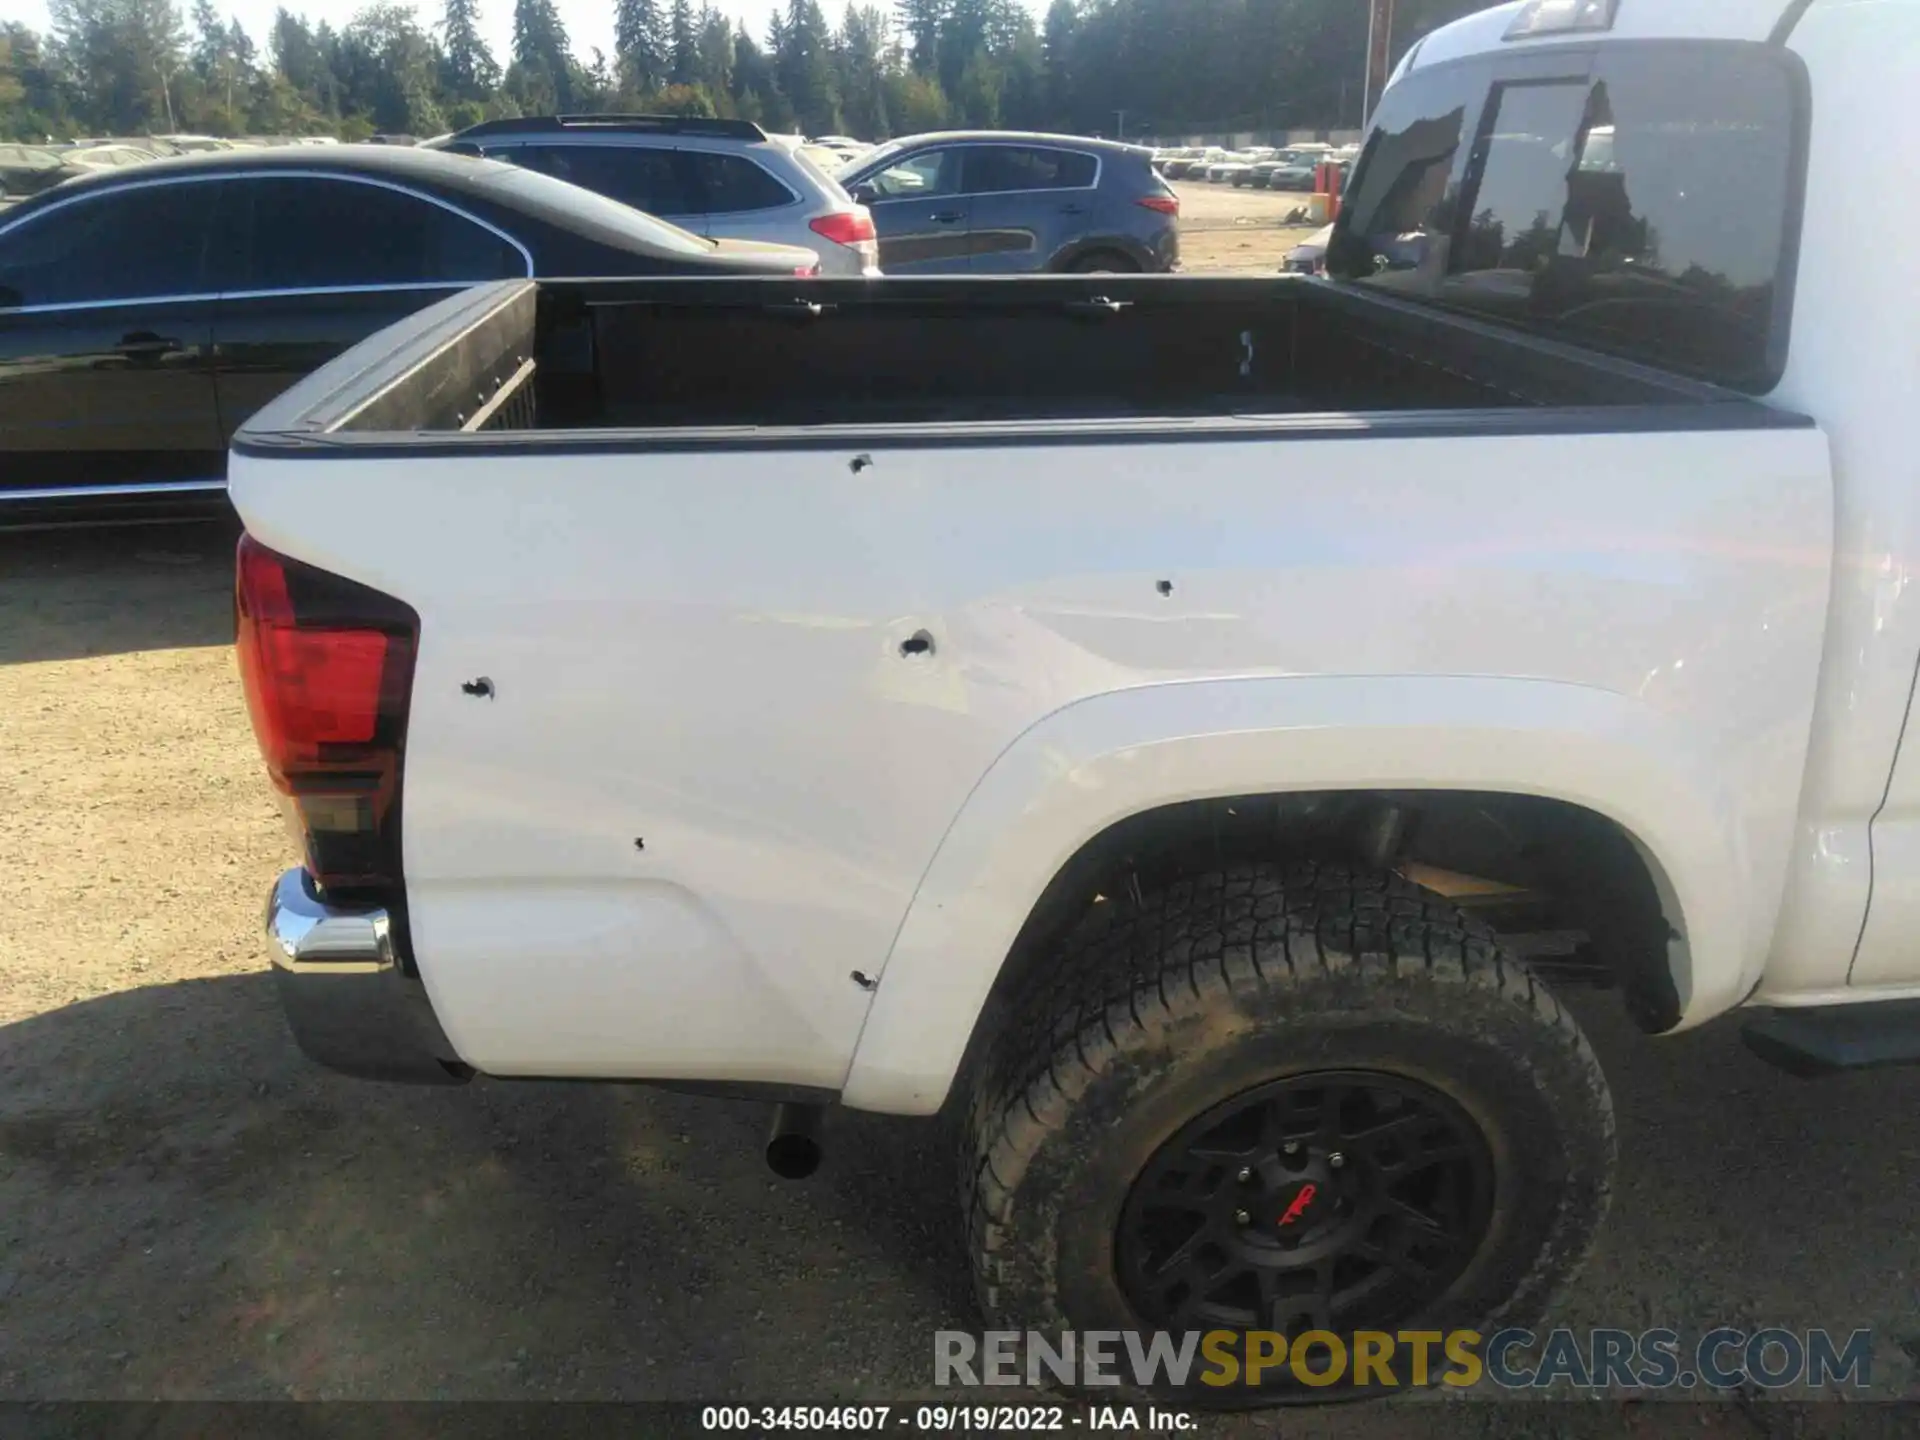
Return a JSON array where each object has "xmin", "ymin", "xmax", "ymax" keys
[
  {"xmin": 226, "ymin": 273, "xmax": 1828, "ymax": 1092},
  {"xmin": 234, "ymin": 275, "xmax": 1799, "ymax": 450}
]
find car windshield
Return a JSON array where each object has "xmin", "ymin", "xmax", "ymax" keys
[
  {"xmin": 472, "ymin": 163, "xmax": 717, "ymax": 255},
  {"xmin": 792, "ymin": 147, "xmax": 855, "ymax": 204},
  {"xmin": 844, "ymin": 137, "xmax": 909, "ymax": 177}
]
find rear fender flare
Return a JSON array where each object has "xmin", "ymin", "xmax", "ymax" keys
[{"xmin": 839, "ymin": 675, "xmax": 1752, "ymax": 1114}]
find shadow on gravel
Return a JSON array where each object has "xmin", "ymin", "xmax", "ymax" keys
[
  {"xmin": 0, "ymin": 519, "xmax": 240, "ymax": 667},
  {"xmin": 4, "ymin": 971, "xmax": 1920, "ymax": 1432},
  {"xmin": 0, "ymin": 970, "xmax": 969, "ymax": 1403}
]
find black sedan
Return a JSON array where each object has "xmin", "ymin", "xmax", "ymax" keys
[{"xmin": 0, "ymin": 144, "xmax": 819, "ymax": 526}]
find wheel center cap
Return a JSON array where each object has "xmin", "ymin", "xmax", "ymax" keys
[{"xmin": 1273, "ymin": 1179, "xmax": 1324, "ymax": 1232}]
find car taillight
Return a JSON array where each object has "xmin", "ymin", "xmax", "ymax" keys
[
  {"xmin": 1136, "ymin": 195, "xmax": 1181, "ymax": 217},
  {"xmin": 236, "ymin": 534, "xmax": 418, "ymax": 902},
  {"xmin": 795, "ymin": 262, "xmax": 822, "ymax": 276},
  {"xmin": 810, "ymin": 210, "xmax": 878, "ymax": 246}
]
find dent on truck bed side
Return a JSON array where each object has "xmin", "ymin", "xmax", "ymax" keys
[{"xmin": 842, "ymin": 675, "xmax": 1738, "ymax": 1114}]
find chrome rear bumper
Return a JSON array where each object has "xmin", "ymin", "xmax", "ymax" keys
[{"xmin": 266, "ymin": 868, "xmax": 468, "ymax": 1084}]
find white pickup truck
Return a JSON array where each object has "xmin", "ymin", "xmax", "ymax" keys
[{"xmin": 234, "ymin": 0, "xmax": 1914, "ymax": 1401}]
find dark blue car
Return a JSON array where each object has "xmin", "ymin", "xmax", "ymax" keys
[{"xmin": 840, "ymin": 131, "xmax": 1181, "ymax": 275}]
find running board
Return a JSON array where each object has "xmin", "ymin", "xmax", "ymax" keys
[{"xmin": 1741, "ymin": 1000, "xmax": 1920, "ymax": 1077}]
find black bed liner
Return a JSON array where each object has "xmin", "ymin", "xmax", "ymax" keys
[{"xmin": 234, "ymin": 275, "xmax": 1811, "ymax": 459}]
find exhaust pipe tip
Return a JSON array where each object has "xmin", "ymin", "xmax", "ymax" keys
[{"xmin": 766, "ymin": 1102, "xmax": 824, "ymax": 1180}]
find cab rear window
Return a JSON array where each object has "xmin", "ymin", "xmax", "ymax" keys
[{"xmin": 1329, "ymin": 42, "xmax": 1804, "ymax": 393}]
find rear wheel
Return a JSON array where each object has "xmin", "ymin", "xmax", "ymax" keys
[
  {"xmin": 1065, "ymin": 250, "xmax": 1141, "ymax": 275},
  {"xmin": 960, "ymin": 861, "xmax": 1614, "ymax": 1405}
]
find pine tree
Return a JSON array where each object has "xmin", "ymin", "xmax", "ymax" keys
[
  {"xmin": 835, "ymin": 5, "xmax": 890, "ymax": 139},
  {"xmin": 1041, "ymin": 0, "xmax": 1075, "ymax": 126},
  {"xmin": 440, "ymin": 0, "xmax": 499, "ymax": 99},
  {"xmin": 667, "ymin": 0, "xmax": 696, "ymax": 84},
  {"xmin": 895, "ymin": 0, "xmax": 943, "ymax": 75},
  {"xmin": 694, "ymin": 6, "xmax": 732, "ymax": 94},
  {"xmin": 511, "ymin": 0, "xmax": 573, "ymax": 108},
  {"xmin": 614, "ymin": 0, "xmax": 665, "ymax": 93},
  {"xmin": 777, "ymin": 0, "xmax": 838, "ymax": 136}
]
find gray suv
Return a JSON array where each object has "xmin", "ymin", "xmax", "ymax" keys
[
  {"xmin": 432, "ymin": 115, "xmax": 880, "ymax": 276},
  {"xmin": 839, "ymin": 131, "xmax": 1181, "ymax": 274}
]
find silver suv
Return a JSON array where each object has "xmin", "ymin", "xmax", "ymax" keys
[{"xmin": 432, "ymin": 115, "xmax": 880, "ymax": 276}]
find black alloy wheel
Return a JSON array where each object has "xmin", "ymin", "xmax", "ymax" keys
[{"xmin": 1117, "ymin": 1070, "xmax": 1494, "ymax": 1337}]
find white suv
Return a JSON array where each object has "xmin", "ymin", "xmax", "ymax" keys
[{"xmin": 432, "ymin": 115, "xmax": 880, "ymax": 276}]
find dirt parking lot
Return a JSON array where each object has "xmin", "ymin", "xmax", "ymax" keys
[
  {"xmin": 1175, "ymin": 178, "xmax": 1327, "ymax": 274},
  {"xmin": 4, "ymin": 516, "xmax": 1920, "ymax": 1431}
]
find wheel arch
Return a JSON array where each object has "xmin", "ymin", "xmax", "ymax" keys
[
  {"xmin": 840, "ymin": 675, "xmax": 1756, "ymax": 1115},
  {"xmin": 1049, "ymin": 235, "xmax": 1153, "ymax": 272}
]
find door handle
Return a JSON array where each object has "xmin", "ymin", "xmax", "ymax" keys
[
  {"xmin": 929, "ymin": 211, "xmax": 964, "ymax": 224},
  {"xmin": 1060, "ymin": 204, "xmax": 1088, "ymax": 215},
  {"xmin": 115, "ymin": 332, "xmax": 183, "ymax": 359}
]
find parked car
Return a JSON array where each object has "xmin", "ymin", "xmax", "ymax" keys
[
  {"xmin": 428, "ymin": 114, "xmax": 880, "ymax": 277},
  {"xmin": 1164, "ymin": 147, "xmax": 1224, "ymax": 180},
  {"xmin": 1223, "ymin": 148, "xmax": 1279, "ymax": 185},
  {"xmin": 60, "ymin": 143, "xmax": 161, "ymax": 172},
  {"xmin": 1282, "ymin": 221, "xmax": 1333, "ymax": 273},
  {"xmin": 0, "ymin": 144, "xmax": 84, "ymax": 200},
  {"xmin": 838, "ymin": 130, "xmax": 1179, "ymax": 274},
  {"xmin": 0, "ymin": 144, "xmax": 821, "ymax": 526},
  {"xmin": 228, "ymin": 0, "xmax": 1917, "ymax": 1406},
  {"xmin": 1151, "ymin": 146, "xmax": 1197, "ymax": 176},
  {"xmin": 147, "ymin": 133, "xmax": 233, "ymax": 153},
  {"xmin": 1227, "ymin": 149, "xmax": 1279, "ymax": 179},
  {"xmin": 1253, "ymin": 145, "xmax": 1338, "ymax": 191}
]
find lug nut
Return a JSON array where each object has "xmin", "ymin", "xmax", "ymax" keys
[
  {"xmin": 1329, "ymin": 1152, "xmax": 1345, "ymax": 1169},
  {"xmin": 1234, "ymin": 1209, "xmax": 1251, "ymax": 1226},
  {"xmin": 1237, "ymin": 1167, "xmax": 1253, "ymax": 1184},
  {"xmin": 1283, "ymin": 1142, "xmax": 1300, "ymax": 1156}
]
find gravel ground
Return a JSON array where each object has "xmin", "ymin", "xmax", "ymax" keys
[
  {"xmin": 1174, "ymin": 178, "xmax": 1326, "ymax": 274},
  {"xmin": 5, "ymin": 525, "xmax": 1920, "ymax": 1435}
]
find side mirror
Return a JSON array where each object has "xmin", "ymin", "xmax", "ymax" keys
[{"xmin": 849, "ymin": 181, "xmax": 879, "ymax": 205}]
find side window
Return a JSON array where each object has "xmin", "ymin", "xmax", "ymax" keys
[
  {"xmin": 500, "ymin": 144, "xmax": 698, "ymax": 217},
  {"xmin": 1328, "ymin": 59, "xmax": 1485, "ymax": 283},
  {"xmin": 0, "ymin": 182, "xmax": 215, "ymax": 307},
  {"xmin": 863, "ymin": 149, "xmax": 960, "ymax": 201},
  {"xmin": 687, "ymin": 152, "xmax": 796, "ymax": 214},
  {"xmin": 1444, "ymin": 45, "xmax": 1800, "ymax": 390},
  {"xmin": 964, "ymin": 146, "xmax": 1098, "ymax": 194},
  {"xmin": 238, "ymin": 177, "xmax": 524, "ymax": 290}
]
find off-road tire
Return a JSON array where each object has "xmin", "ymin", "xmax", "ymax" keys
[{"xmin": 959, "ymin": 860, "xmax": 1615, "ymax": 1403}]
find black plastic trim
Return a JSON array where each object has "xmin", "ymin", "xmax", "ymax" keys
[
  {"xmin": 234, "ymin": 398, "xmax": 1813, "ymax": 464},
  {"xmin": 1742, "ymin": 1002, "xmax": 1920, "ymax": 1077}
]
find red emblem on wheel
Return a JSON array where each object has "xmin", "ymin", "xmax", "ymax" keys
[{"xmin": 1278, "ymin": 1182, "xmax": 1318, "ymax": 1227}]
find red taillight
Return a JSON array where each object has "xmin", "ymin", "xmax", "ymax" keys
[
  {"xmin": 236, "ymin": 534, "xmax": 418, "ymax": 899},
  {"xmin": 1137, "ymin": 195, "xmax": 1181, "ymax": 217},
  {"xmin": 810, "ymin": 210, "xmax": 878, "ymax": 246}
]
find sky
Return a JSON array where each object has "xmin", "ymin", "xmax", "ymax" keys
[{"xmin": 0, "ymin": 2, "xmax": 1048, "ymax": 73}]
